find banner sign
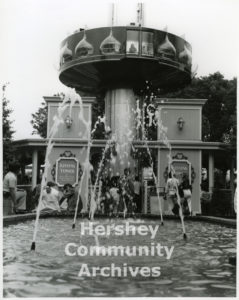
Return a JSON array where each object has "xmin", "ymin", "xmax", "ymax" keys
[
  {"xmin": 143, "ymin": 167, "xmax": 153, "ymax": 180},
  {"xmin": 56, "ymin": 157, "xmax": 78, "ymax": 187}
]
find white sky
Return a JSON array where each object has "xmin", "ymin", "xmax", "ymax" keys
[{"xmin": 0, "ymin": 0, "xmax": 238, "ymax": 140}]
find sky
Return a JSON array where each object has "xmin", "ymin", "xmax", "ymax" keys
[{"xmin": 0, "ymin": 0, "xmax": 239, "ymax": 140}]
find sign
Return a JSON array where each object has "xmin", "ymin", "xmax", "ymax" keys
[
  {"xmin": 171, "ymin": 160, "xmax": 191, "ymax": 184},
  {"xmin": 143, "ymin": 167, "xmax": 153, "ymax": 180},
  {"xmin": 56, "ymin": 157, "xmax": 78, "ymax": 187}
]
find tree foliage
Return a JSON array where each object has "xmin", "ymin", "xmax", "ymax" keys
[
  {"xmin": 159, "ymin": 72, "xmax": 237, "ymax": 145},
  {"xmin": 2, "ymin": 83, "xmax": 15, "ymax": 172},
  {"xmin": 30, "ymin": 92, "xmax": 105, "ymax": 139},
  {"xmin": 30, "ymin": 72, "xmax": 236, "ymax": 146},
  {"xmin": 30, "ymin": 101, "xmax": 48, "ymax": 138}
]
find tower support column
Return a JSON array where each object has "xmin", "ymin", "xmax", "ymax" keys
[{"xmin": 105, "ymin": 88, "xmax": 136, "ymax": 175}]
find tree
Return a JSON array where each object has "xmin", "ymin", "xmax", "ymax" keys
[
  {"xmin": 30, "ymin": 92, "xmax": 105, "ymax": 138},
  {"xmin": 2, "ymin": 83, "xmax": 15, "ymax": 172},
  {"xmin": 159, "ymin": 72, "xmax": 237, "ymax": 145},
  {"xmin": 31, "ymin": 101, "xmax": 48, "ymax": 138}
]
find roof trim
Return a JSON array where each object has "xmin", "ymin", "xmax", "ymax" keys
[
  {"xmin": 155, "ymin": 98, "xmax": 207, "ymax": 106},
  {"xmin": 43, "ymin": 96, "xmax": 96, "ymax": 104},
  {"xmin": 12, "ymin": 138, "xmax": 232, "ymax": 151}
]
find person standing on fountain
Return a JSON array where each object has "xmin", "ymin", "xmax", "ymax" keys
[
  {"xmin": 165, "ymin": 171, "xmax": 179, "ymax": 215},
  {"xmin": 59, "ymin": 184, "xmax": 82, "ymax": 213}
]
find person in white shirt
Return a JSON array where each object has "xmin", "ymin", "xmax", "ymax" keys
[
  {"xmin": 3, "ymin": 162, "xmax": 26, "ymax": 215},
  {"xmin": 165, "ymin": 171, "xmax": 179, "ymax": 215},
  {"xmin": 38, "ymin": 182, "xmax": 61, "ymax": 212},
  {"xmin": 109, "ymin": 181, "xmax": 120, "ymax": 216}
]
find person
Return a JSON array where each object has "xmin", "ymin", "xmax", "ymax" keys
[
  {"xmin": 133, "ymin": 176, "xmax": 141, "ymax": 213},
  {"xmin": 165, "ymin": 171, "xmax": 179, "ymax": 215},
  {"xmin": 119, "ymin": 168, "xmax": 135, "ymax": 216},
  {"xmin": 59, "ymin": 184, "xmax": 82, "ymax": 213},
  {"xmin": 179, "ymin": 174, "xmax": 192, "ymax": 216},
  {"xmin": 31, "ymin": 183, "xmax": 41, "ymax": 210},
  {"xmin": 200, "ymin": 168, "xmax": 211, "ymax": 215},
  {"xmin": 3, "ymin": 162, "xmax": 26, "ymax": 216},
  {"xmin": 201, "ymin": 168, "xmax": 209, "ymax": 192},
  {"xmin": 39, "ymin": 182, "xmax": 61, "ymax": 212},
  {"xmin": 104, "ymin": 186, "xmax": 113, "ymax": 217},
  {"xmin": 109, "ymin": 180, "xmax": 120, "ymax": 217}
]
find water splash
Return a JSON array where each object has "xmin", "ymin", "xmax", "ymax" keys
[
  {"xmin": 31, "ymin": 90, "xmax": 77, "ymax": 250},
  {"xmin": 73, "ymin": 120, "xmax": 91, "ymax": 227},
  {"xmin": 89, "ymin": 98, "xmax": 135, "ymax": 220},
  {"xmin": 144, "ymin": 102, "xmax": 186, "ymax": 237}
]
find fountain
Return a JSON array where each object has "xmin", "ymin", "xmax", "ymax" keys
[
  {"xmin": 57, "ymin": 17, "xmax": 194, "ymax": 220},
  {"xmin": 4, "ymin": 6, "xmax": 236, "ymax": 298}
]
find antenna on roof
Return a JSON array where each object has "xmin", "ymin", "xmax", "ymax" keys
[
  {"xmin": 111, "ymin": 3, "xmax": 115, "ymax": 27},
  {"xmin": 137, "ymin": 3, "xmax": 144, "ymax": 27}
]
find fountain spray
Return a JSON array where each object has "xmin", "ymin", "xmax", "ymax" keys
[
  {"xmin": 72, "ymin": 96, "xmax": 92, "ymax": 229},
  {"xmin": 156, "ymin": 107, "xmax": 187, "ymax": 239},
  {"xmin": 138, "ymin": 98, "xmax": 187, "ymax": 238},
  {"xmin": 133, "ymin": 99, "xmax": 164, "ymax": 225},
  {"xmin": 30, "ymin": 90, "xmax": 76, "ymax": 250}
]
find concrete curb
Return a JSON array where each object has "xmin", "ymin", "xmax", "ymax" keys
[{"xmin": 3, "ymin": 212, "xmax": 236, "ymax": 228}]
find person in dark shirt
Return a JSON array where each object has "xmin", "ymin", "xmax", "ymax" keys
[
  {"xmin": 59, "ymin": 184, "xmax": 82, "ymax": 213},
  {"xmin": 179, "ymin": 174, "xmax": 192, "ymax": 216}
]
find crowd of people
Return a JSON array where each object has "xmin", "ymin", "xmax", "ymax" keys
[
  {"xmin": 97, "ymin": 169, "xmax": 141, "ymax": 217},
  {"xmin": 7, "ymin": 161, "xmax": 236, "ymax": 218},
  {"xmin": 3, "ymin": 163, "xmax": 142, "ymax": 217}
]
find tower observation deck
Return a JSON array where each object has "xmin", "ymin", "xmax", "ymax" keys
[{"xmin": 59, "ymin": 26, "xmax": 192, "ymax": 93}]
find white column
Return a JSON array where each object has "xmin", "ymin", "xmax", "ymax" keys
[
  {"xmin": 208, "ymin": 152, "xmax": 214, "ymax": 192},
  {"xmin": 32, "ymin": 149, "xmax": 38, "ymax": 188},
  {"xmin": 104, "ymin": 89, "xmax": 136, "ymax": 175}
]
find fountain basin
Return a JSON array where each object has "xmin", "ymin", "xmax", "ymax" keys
[{"xmin": 3, "ymin": 216, "xmax": 236, "ymax": 297}]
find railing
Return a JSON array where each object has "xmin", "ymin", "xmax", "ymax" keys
[
  {"xmin": 144, "ymin": 184, "xmax": 165, "ymax": 214},
  {"xmin": 201, "ymin": 188, "xmax": 235, "ymax": 218}
]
